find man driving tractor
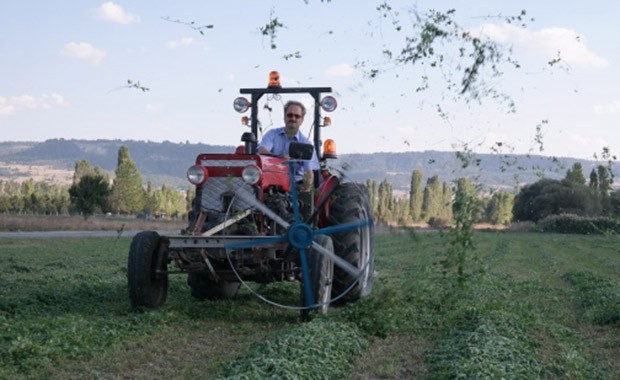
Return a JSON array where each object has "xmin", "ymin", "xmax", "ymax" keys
[{"xmin": 257, "ymin": 100, "xmax": 319, "ymax": 192}]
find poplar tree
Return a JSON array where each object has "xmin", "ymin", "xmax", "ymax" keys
[
  {"xmin": 485, "ymin": 191, "xmax": 514, "ymax": 225},
  {"xmin": 109, "ymin": 146, "xmax": 144, "ymax": 214},
  {"xmin": 589, "ymin": 169, "xmax": 598, "ymax": 190},
  {"xmin": 454, "ymin": 178, "xmax": 484, "ymax": 223},
  {"xmin": 441, "ymin": 181, "xmax": 454, "ymax": 221},
  {"xmin": 422, "ymin": 175, "xmax": 442, "ymax": 220},
  {"xmin": 377, "ymin": 179, "xmax": 393, "ymax": 222},
  {"xmin": 143, "ymin": 181, "xmax": 159, "ymax": 216},
  {"xmin": 597, "ymin": 164, "xmax": 612, "ymax": 196},
  {"xmin": 366, "ymin": 179, "xmax": 377, "ymax": 215},
  {"xmin": 564, "ymin": 162, "xmax": 586, "ymax": 185},
  {"xmin": 409, "ymin": 170, "xmax": 423, "ymax": 222}
]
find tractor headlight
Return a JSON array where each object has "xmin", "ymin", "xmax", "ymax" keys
[
  {"xmin": 233, "ymin": 97, "xmax": 251, "ymax": 113},
  {"xmin": 242, "ymin": 165, "xmax": 262, "ymax": 185},
  {"xmin": 187, "ymin": 165, "xmax": 208, "ymax": 186},
  {"xmin": 320, "ymin": 96, "xmax": 338, "ymax": 112}
]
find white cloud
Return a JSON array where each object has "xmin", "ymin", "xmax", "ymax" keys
[
  {"xmin": 61, "ymin": 42, "xmax": 106, "ymax": 64},
  {"xmin": 395, "ymin": 125, "xmax": 417, "ymax": 135},
  {"xmin": 96, "ymin": 2, "xmax": 139, "ymax": 24},
  {"xmin": 145, "ymin": 104, "xmax": 160, "ymax": 111},
  {"xmin": 165, "ymin": 37, "xmax": 194, "ymax": 49},
  {"xmin": 325, "ymin": 63, "xmax": 355, "ymax": 77},
  {"xmin": 0, "ymin": 93, "xmax": 68, "ymax": 116},
  {"xmin": 473, "ymin": 23, "xmax": 608, "ymax": 69},
  {"xmin": 592, "ymin": 99, "xmax": 620, "ymax": 115},
  {"xmin": 0, "ymin": 97, "xmax": 15, "ymax": 116}
]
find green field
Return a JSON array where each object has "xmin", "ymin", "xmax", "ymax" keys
[{"xmin": 1, "ymin": 232, "xmax": 619, "ymax": 379}]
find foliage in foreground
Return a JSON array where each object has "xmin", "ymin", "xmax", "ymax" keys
[
  {"xmin": 339, "ymin": 233, "xmax": 618, "ymax": 378},
  {"xmin": 564, "ymin": 271, "xmax": 620, "ymax": 326},
  {"xmin": 219, "ymin": 319, "xmax": 367, "ymax": 380},
  {"xmin": 1, "ymin": 233, "xmax": 619, "ymax": 379}
]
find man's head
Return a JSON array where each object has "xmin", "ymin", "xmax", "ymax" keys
[{"xmin": 283, "ymin": 100, "xmax": 305, "ymax": 138}]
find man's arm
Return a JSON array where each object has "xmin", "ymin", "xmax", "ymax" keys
[
  {"xmin": 257, "ymin": 129, "xmax": 275, "ymax": 154},
  {"xmin": 302, "ymin": 169, "xmax": 313, "ymax": 192}
]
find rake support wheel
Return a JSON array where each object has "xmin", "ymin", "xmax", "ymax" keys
[{"xmin": 128, "ymin": 231, "xmax": 168, "ymax": 310}]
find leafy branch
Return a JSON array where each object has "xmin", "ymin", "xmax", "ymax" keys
[
  {"xmin": 367, "ymin": 8, "xmax": 532, "ymax": 112},
  {"xmin": 260, "ymin": 8, "xmax": 285, "ymax": 49},
  {"xmin": 282, "ymin": 51, "xmax": 302, "ymax": 60},
  {"xmin": 107, "ymin": 79, "xmax": 150, "ymax": 94},
  {"xmin": 161, "ymin": 16, "xmax": 214, "ymax": 35}
]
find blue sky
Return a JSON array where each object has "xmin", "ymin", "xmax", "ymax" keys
[{"xmin": 1, "ymin": 1, "xmax": 618, "ymax": 160}]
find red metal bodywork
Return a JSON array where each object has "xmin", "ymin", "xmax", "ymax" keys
[
  {"xmin": 315, "ymin": 173, "xmax": 339, "ymax": 227},
  {"xmin": 193, "ymin": 151, "xmax": 339, "ymax": 228},
  {"xmin": 194, "ymin": 152, "xmax": 291, "ymax": 192}
]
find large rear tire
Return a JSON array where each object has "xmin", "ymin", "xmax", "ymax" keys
[
  {"xmin": 327, "ymin": 183, "xmax": 374, "ymax": 303},
  {"xmin": 187, "ymin": 274, "xmax": 240, "ymax": 300},
  {"xmin": 301, "ymin": 235, "xmax": 334, "ymax": 321},
  {"xmin": 128, "ymin": 231, "xmax": 168, "ymax": 310}
]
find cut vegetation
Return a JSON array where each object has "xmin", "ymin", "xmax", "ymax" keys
[{"xmin": 0, "ymin": 231, "xmax": 618, "ymax": 378}]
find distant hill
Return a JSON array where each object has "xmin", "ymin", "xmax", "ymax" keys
[{"xmin": 0, "ymin": 139, "xmax": 617, "ymax": 192}]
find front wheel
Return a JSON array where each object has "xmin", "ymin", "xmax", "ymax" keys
[
  {"xmin": 301, "ymin": 235, "xmax": 334, "ymax": 321},
  {"xmin": 327, "ymin": 183, "xmax": 375, "ymax": 303},
  {"xmin": 128, "ymin": 231, "xmax": 168, "ymax": 310}
]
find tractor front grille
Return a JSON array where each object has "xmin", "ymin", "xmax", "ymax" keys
[{"xmin": 200, "ymin": 177, "xmax": 255, "ymax": 213}]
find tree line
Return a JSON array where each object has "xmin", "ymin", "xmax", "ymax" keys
[
  {"xmin": 2, "ymin": 147, "xmax": 617, "ymax": 226},
  {"xmin": 0, "ymin": 146, "xmax": 189, "ymax": 219},
  {"xmin": 366, "ymin": 170, "xmax": 514, "ymax": 228},
  {"xmin": 367, "ymin": 161, "xmax": 619, "ymax": 227}
]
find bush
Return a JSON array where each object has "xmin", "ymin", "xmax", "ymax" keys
[
  {"xmin": 427, "ymin": 216, "xmax": 451, "ymax": 229},
  {"xmin": 513, "ymin": 179, "xmax": 601, "ymax": 222},
  {"xmin": 536, "ymin": 214, "xmax": 620, "ymax": 235},
  {"xmin": 506, "ymin": 221, "xmax": 536, "ymax": 232}
]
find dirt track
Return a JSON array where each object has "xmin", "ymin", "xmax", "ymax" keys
[{"xmin": 0, "ymin": 230, "xmax": 179, "ymax": 238}]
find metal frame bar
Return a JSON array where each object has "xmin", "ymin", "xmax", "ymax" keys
[
  {"xmin": 239, "ymin": 87, "xmax": 332, "ymax": 171},
  {"xmin": 168, "ymin": 235, "xmax": 288, "ymax": 249}
]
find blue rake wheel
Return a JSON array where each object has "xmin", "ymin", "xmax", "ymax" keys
[{"xmin": 224, "ymin": 161, "xmax": 373, "ymax": 314}]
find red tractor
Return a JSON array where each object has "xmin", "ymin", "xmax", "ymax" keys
[{"xmin": 128, "ymin": 72, "xmax": 374, "ymax": 319}]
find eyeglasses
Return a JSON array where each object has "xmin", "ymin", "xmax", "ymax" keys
[{"xmin": 286, "ymin": 113, "xmax": 302, "ymax": 119}]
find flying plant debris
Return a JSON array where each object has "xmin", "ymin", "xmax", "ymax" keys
[
  {"xmin": 107, "ymin": 79, "xmax": 150, "ymax": 94},
  {"xmin": 260, "ymin": 8, "xmax": 284, "ymax": 49},
  {"xmin": 282, "ymin": 51, "xmax": 302, "ymax": 60},
  {"xmin": 161, "ymin": 16, "xmax": 214, "ymax": 35}
]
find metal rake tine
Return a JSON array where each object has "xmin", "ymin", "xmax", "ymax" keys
[
  {"xmin": 310, "ymin": 241, "xmax": 361, "ymax": 278},
  {"xmin": 315, "ymin": 219, "xmax": 373, "ymax": 236},
  {"xmin": 234, "ymin": 189, "xmax": 290, "ymax": 228}
]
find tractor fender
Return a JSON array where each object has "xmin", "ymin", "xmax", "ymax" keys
[{"xmin": 315, "ymin": 174, "xmax": 340, "ymax": 227}]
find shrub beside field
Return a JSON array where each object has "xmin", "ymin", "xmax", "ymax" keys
[
  {"xmin": 537, "ymin": 214, "xmax": 620, "ymax": 235},
  {"xmin": 1, "ymin": 232, "xmax": 619, "ymax": 378}
]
